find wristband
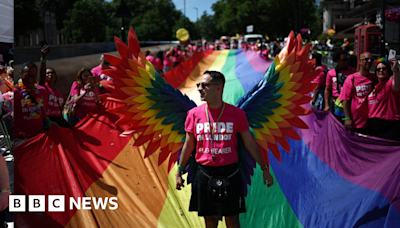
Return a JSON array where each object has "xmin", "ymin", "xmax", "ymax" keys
[
  {"xmin": 1, "ymin": 188, "xmax": 10, "ymax": 193},
  {"xmin": 46, "ymin": 119, "xmax": 52, "ymax": 126},
  {"xmin": 177, "ymin": 164, "xmax": 184, "ymax": 171},
  {"xmin": 40, "ymin": 58, "xmax": 47, "ymax": 63},
  {"xmin": 342, "ymin": 117, "xmax": 351, "ymax": 120},
  {"xmin": 261, "ymin": 165, "xmax": 268, "ymax": 171}
]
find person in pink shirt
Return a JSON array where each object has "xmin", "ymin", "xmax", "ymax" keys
[
  {"xmin": 368, "ymin": 57, "xmax": 400, "ymax": 141},
  {"xmin": 339, "ymin": 52, "xmax": 375, "ymax": 134},
  {"xmin": 175, "ymin": 71, "xmax": 273, "ymax": 228},
  {"xmin": 173, "ymin": 45, "xmax": 182, "ymax": 68},
  {"xmin": 91, "ymin": 54, "xmax": 117, "ymax": 94},
  {"xmin": 70, "ymin": 68, "xmax": 101, "ymax": 125},
  {"xmin": 14, "ymin": 61, "xmax": 58, "ymax": 146},
  {"xmin": 145, "ymin": 49, "xmax": 155, "ymax": 65},
  {"xmin": 163, "ymin": 47, "xmax": 174, "ymax": 73},
  {"xmin": 324, "ymin": 49, "xmax": 356, "ymax": 117},
  {"xmin": 38, "ymin": 45, "xmax": 72, "ymax": 129},
  {"xmin": 153, "ymin": 51, "xmax": 164, "ymax": 74},
  {"xmin": 310, "ymin": 53, "xmax": 328, "ymax": 110}
]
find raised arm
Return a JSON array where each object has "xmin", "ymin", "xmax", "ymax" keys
[
  {"xmin": 39, "ymin": 45, "xmax": 51, "ymax": 87},
  {"xmin": 390, "ymin": 57, "xmax": 400, "ymax": 91}
]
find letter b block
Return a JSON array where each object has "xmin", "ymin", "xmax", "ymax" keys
[
  {"xmin": 29, "ymin": 195, "xmax": 45, "ymax": 212},
  {"xmin": 9, "ymin": 195, "xmax": 26, "ymax": 212}
]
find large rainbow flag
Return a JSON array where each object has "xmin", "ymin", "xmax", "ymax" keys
[{"xmin": 15, "ymin": 49, "xmax": 400, "ymax": 227}]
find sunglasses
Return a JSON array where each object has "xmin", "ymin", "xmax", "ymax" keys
[
  {"xmin": 104, "ymin": 62, "xmax": 111, "ymax": 65},
  {"xmin": 361, "ymin": 57, "xmax": 374, "ymax": 62},
  {"xmin": 196, "ymin": 82, "xmax": 220, "ymax": 88},
  {"xmin": 376, "ymin": 67, "xmax": 388, "ymax": 72},
  {"xmin": 339, "ymin": 58, "xmax": 348, "ymax": 62}
]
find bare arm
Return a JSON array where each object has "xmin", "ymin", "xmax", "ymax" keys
[
  {"xmin": 324, "ymin": 85, "xmax": 332, "ymax": 113},
  {"xmin": 343, "ymin": 100, "xmax": 353, "ymax": 130},
  {"xmin": 240, "ymin": 130, "xmax": 274, "ymax": 187},
  {"xmin": 39, "ymin": 45, "xmax": 50, "ymax": 87},
  {"xmin": 390, "ymin": 57, "xmax": 400, "ymax": 91},
  {"xmin": 176, "ymin": 132, "xmax": 196, "ymax": 190}
]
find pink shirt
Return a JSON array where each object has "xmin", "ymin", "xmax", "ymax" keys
[
  {"xmin": 314, "ymin": 65, "xmax": 328, "ymax": 87},
  {"xmin": 325, "ymin": 66, "xmax": 356, "ymax": 97},
  {"xmin": 368, "ymin": 78, "xmax": 400, "ymax": 121},
  {"xmin": 146, "ymin": 55, "xmax": 155, "ymax": 65},
  {"xmin": 44, "ymin": 84, "xmax": 64, "ymax": 117},
  {"xmin": 163, "ymin": 53, "xmax": 173, "ymax": 68},
  {"xmin": 339, "ymin": 73, "xmax": 375, "ymax": 129},
  {"xmin": 173, "ymin": 50, "xmax": 182, "ymax": 63},
  {"xmin": 185, "ymin": 103, "xmax": 249, "ymax": 166},
  {"xmin": 154, "ymin": 57, "xmax": 163, "ymax": 72},
  {"xmin": 14, "ymin": 85, "xmax": 48, "ymax": 138},
  {"xmin": 70, "ymin": 81, "xmax": 99, "ymax": 120},
  {"xmin": 91, "ymin": 65, "xmax": 116, "ymax": 82}
]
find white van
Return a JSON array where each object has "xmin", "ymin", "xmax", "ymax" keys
[{"xmin": 243, "ymin": 34, "xmax": 263, "ymax": 43}]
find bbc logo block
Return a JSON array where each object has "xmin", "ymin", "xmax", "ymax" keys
[{"xmin": 9, "ymin": 195, "xmax": 118, "ymax": 212}]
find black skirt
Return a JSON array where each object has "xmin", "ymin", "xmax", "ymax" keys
[
  {"xmin": 189, "ymin": 163, "xmax": 246, "ymax": 217},
  {"xmin": 368, "ymin": 118, "xmax": 400, "ymax": 141}
]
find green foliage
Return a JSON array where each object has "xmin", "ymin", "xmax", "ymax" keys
[
  {"xmin": 62, "ymin": 0, "xmax": 108, "ymax": 43},
  {"xmin": 317, "ymin": 33, "xmax": 329, "ymax": 40},
  {"xmin": 194, "ymin": 11, "xmax": 219, "ymax": 41}
]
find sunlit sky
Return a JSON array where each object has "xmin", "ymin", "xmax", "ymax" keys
[{"xmin": 105, "ymin": 0, "xmax": 218, "ymax": 23}]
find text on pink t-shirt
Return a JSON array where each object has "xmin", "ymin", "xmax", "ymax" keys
[
  {"xmin": 44, "ymin": 84, "xmax": 64, "ymax": 117},
  {"xmin": 339, "ymin": 72, "xmax": 375, "ymax": 128},
  {"xmin": 14, "ymin": 85, "xmax": 48, "ymax": 138},
  {"xmin": 185, "ymin": 103, "xmax": 249, "ymax": 166}
]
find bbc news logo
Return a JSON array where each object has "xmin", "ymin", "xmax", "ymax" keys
[{"xmin": 9, "ymin": 195, "xmax": 118, "ymax": 212}]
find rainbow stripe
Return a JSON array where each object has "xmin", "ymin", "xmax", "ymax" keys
[{"xmin": 14, "ymin": 50, "xmax": 400, "ymax": 227}]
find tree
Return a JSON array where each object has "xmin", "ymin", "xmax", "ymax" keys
[
  {"xmin": 194, "ymin": 11, "xmax": 219, "ymax": 41},
  {"xmin": 63, "ymin": 0, "xmax": 108, "ymax": 43}
]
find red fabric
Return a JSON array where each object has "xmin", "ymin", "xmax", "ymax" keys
[
  {"xmin": 339, "ymin": 73, "xmax": 375, "ymax": 128},
  {"xmin": 164, "ymin": 50, "xmax": 213, "ymax": 88},
  {"xmin": 14, "ymin": 100, "xmax": 131, "ymax": 226},
  {"xmin": 185, "ymin": 103, "xmax": 249, "ymax": 166},
  {"xmin": 368, "ymin": 78, "xmax": 400, "ymax": 121},
  {"xmin": 44, "ymin": 84, "xmax": 64, "ymax": 117}
]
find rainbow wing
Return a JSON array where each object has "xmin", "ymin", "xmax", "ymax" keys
[
  {"xmin": 236, "ymin": 31, "xmax": 320, "ymax": 188},
  {"xmin": 102, "ymin": 28, "xmax": 196, "ymax": 172}
]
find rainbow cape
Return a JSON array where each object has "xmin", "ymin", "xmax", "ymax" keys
[{"xmin": 15, "ymin": 49, "xmax": 400, "ymax": 227}]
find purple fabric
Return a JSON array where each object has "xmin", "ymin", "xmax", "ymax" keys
[
  {"xmin": 243, "ymin": 50, "xmax": 271, "ymax": 73},
  {"xmin": 298, "ymin": 109, "xmax": 400, "ymax": 213}
]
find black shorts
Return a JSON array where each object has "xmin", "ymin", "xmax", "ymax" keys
[
  {"xmin": 368, "ymin": 118, "xmax": 400, "ymax": 141},
  {"xmin": 189, "ymin": 163, "xmax": 246, "ymax": 217}
]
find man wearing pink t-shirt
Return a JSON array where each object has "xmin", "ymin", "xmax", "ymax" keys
[
  {"xmin": 324, "ymin": 49, "xmax": 356, "ymax": 115},
  {"xmin": 175, "ymin": 71, "xmax": 273, "ymax": 228},
  {"xmin": 339, "ymin": 52, "xmax": 375, "ymax": 134}
]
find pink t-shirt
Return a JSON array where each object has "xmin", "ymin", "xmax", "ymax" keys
[
  {"xmin": 368, "ymin": 78, "xmax": 400, "ymax": 121},
  {"xmin": 314, "ymin": 65, "xmax": 328, "ymax": 87},
  {"xmin": 339, "ymin": 73, "xmax": 375, "ymax": 129},
  {"xmin": 173, "ymin": 50, "xmax": 182, "ymax": 63},
  {"xmin": 14, "ymin": 85, "xmax": 48, "ymax": 138},
  {"xmin": 325, "ymin": 66, "xmax": 356, "ymax": 97},
  {"xmin": 146, "ymin": 55, "xmax": 155, "ymax": 65},
  {"xmin": 163, "ymin": 53, "xmax": 173, "ymax": 68},
  {"xmin": 70, "ymin": 81, "xmax": 99, "ymax": 120},
  {"xmin": 44, "ymin": 84, "xmax": 64, "ymax": 117},
  {"xmin": 154, "ymin": 57, "xmax": 163, "ymax": 72},
  {"xmin": 91, "ymin": 65, "xmax": 117, "ymax": 79},
  {"xmin": 185, "ymin": 103, "xmax": 249, "ymax": 166}
]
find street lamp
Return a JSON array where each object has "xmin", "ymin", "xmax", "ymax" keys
[
  {"xmin": 194, "ymin": 7, "xmax": 198, "ymax": 21},
  {"xmin": 116, "ymin": 0, "xmax": 132, "ymax": 42}
]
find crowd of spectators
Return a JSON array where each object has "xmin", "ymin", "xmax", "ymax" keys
[{"xmin": 310, "ymin": 47, "xmax": 400, "ymax": 141}]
